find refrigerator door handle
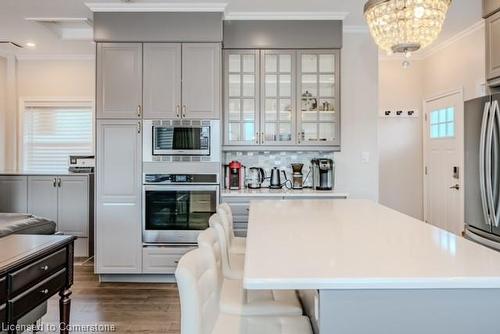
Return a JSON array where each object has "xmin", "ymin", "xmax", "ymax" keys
[
  {"xmin": 492, "ymin": 100, "xmax": 500, "ymax": 227},
  {"xmin": 486, "ymin": 100, "xmax": 497, "ymax": 227},
  {"xmin": 480, "ymin": 101, "xmax": 492, "ymax": 226}
]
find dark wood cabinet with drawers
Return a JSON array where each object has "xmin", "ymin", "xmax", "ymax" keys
[{"xmin": 0, "ymin": 235, "xmax": 75, "ymax": 333}]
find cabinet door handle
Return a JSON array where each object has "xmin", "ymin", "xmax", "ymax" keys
[
  {"xmin": 176, "ymin": 105, "xmax": 180, "ymax": 118},
  {"xmin": 261, "ymin": 132, "xmax": 265, "ymax": 145},
  {"xmin": 57, "ymin": 178, "xmax": 62, "ymax": 188},
  {"xmin": 182, "ymin": 105, "xmax": 187, "ymax": 118},
  {"xmin": 53, "ymin": 178, "xmax": 57, "ymax": 187},
  {"xmin": 137, "ymin": 121, "xmax": 141, "ymax": 134},
  {"xmin": 137, "ymin": 105, "xmax": 142, "ymax": 118},
  {"xmin": 40, "ymin": 265, "xmax": 49, "ymax": 271},
  {"xmin": 298, "ymin": 131, "xmax": 301, "ymax": 144},
  {"xmin": 255, "ymin": 132, "xmax": 259, "ymax": 144},
  {"xmin": 40, "ymin": 289, "xmax": 49, "ymax": 295}
]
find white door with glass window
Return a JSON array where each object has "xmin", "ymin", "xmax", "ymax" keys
[{"xmin": 424, "ymin": 91, "xmax": 464, "ymax": 235}]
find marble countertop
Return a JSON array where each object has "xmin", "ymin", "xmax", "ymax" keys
[
  {"xmin": 244, "ymin": 199, "xmax": 500, "ymax": 290},
  {"xmin": 0, "ymin": 170, "xmax": 93, "ymax": 176},
  {"xmin": 221, "ymin": 188, "xmax": 349, "ymax": 198}
]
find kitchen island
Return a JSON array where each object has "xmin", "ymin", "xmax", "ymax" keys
[{"xmin": 244, "ymin": 199, "xmax": 500, "ymax": 334}]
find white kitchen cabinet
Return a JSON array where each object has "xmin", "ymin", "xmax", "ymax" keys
[
  {"xmin": 26, "ymin": 175, "xmax": 92, "ymax": 257},
  {"xmin": 57, "ymin": 176, "xmax": 89, "ymax": 237},
  {"xmin": 96, "ymin": 120, "xmax": 142, "ymax": 274},
  {"xmin": 486, "ymin": 10, "xmax": 500, "ymax": 83},
  {"xmin": 143, "ymin": 43, "xmax": 182, "ymax": 119},
  {"xmin": 224, "ymin": 50, "xmax": 260, "ymax": 145},
  {"xmin": 182, "ymin": 43, "xmax": 221, "ymax": 119},
  {"xmin": 27, "ymin": 176, "xmax": 59, "ymax": 223},
  {"xmin": 142, "ymin": 246, "xmax": 196, "ymax": 274},
  {"xmin": 223, "ymin": 49, "xmax": 340, "ymax": 149},
  {"xmin": 97, "ymin": 43, "xmax": 143, "ymax": 119},
  {"xmin": 261, "ymin": 50, "xmax": 296, "ymax": 145},
  {"xmin": 0, "ymin": 176, "xmax": 28, "ymax": 213},
  {"xmin": 297, "ymin": 50, "xmax": 340, "ymax": 146}
]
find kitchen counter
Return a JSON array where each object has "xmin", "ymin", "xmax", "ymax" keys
[
  {"xmin": 244, "ymin": 199, "xmax": 500, "ymax": 334},
  {"xmin": 245, "ymin": 199, "xmax": 500, "ymax": 290},
  {"xmin": 221, "ymin": 188, "xmax": 349, "ymax": 198},
  {"xmin": 0, "ymin": 170, "xmax": 93, "ymax": 176}
]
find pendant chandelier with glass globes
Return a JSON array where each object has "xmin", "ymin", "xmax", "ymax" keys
[{"xmin": 364, "ymin": 0, "xmax": 452, "ymax": 59}]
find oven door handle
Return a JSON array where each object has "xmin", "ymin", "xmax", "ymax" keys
[{"xmin": 143, "ymin": 185, "xmax": 220, "ymax": 192}]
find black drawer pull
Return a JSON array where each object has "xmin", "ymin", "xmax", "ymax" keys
[
  {"xmin": 40, "ymin": 265, "xmax": 49, "ymax": 271},
  {"xmin": 41, "ymin": 289, "xmax": 49, "ymax": 295}
]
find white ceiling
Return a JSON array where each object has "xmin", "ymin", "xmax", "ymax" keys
[{"xmin": 0, "ymin": 0, "xmax": 483, "ymax": 56}]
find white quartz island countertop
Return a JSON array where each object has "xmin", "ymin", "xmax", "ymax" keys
[{"xmin": 244, "ymin": 199, "xmax": 500, "ymax": 290}]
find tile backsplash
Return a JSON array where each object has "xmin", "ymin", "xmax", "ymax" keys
[{"xmin": 223, "ymin": 151, "xmax": 335, "ymax": 188}]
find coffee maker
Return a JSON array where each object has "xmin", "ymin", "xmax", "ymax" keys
[
  {"xmin": 227, "ymin": 161, "xmax": 245, "ymax": 190},
  {"xmin": 290, "ymin": 163, "xmax": 304, "ymax": 189},
  {"xmin": 311, "ymin": 159, "xmax": 334, "ymax": 190}
]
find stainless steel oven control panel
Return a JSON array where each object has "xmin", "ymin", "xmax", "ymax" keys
[{"xmin": 144, "ymin": 173, "xmax": 219, "ymax": 185}]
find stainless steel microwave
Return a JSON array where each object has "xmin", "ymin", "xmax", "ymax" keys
[{"xmin": 143, "ymin": 120, "xmax": 221, "ymax": 162}]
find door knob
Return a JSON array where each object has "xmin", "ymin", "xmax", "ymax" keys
[{"xmin": 449, "ymin": 184, "xmax": 460, "ymax": 190}]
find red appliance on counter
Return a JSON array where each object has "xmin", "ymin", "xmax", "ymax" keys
[{"xmin": 226, "ymin": 161, "xmax": 245, "ymax": 190}]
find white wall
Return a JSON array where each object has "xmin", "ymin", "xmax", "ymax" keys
[
  {"xmin": 378, "ymin": 60, "xmax": 424, "ymax": 219},
  {"xmin": 422, "ymin": 24, "xmax": 485, "ymax": 101},
  {"xmin": 378, "ymin": 22, "xmax": 485, "ymax": 219},
  {"xmin": 1, "ymin": 58, "xmax": 95, "ymax": 168},
  {"xmin": 335, "ymin": 32, "xmax": 379, "ymax": 201},
  {"xmin": 16, "ymin": 59, "xmax": 95, "ymax": 97}
]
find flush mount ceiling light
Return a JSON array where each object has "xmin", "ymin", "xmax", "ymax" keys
[{"xmin": 364, "ymin": 0, "xmax": 452, "ymax": 57}]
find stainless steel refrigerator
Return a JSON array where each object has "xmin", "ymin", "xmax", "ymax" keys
[{"xmin": 465, "ymin": 93, "xmax": 500, "ymax": 250}]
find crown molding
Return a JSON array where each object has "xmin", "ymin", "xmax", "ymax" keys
[
  {"xmin": 343, "ymin": 25, "xmax": 369, "ymax": 34},
  {"xmin": 15, "ymin": 54, "xmax": 95, "ymax": 61},
  {"xmin": 85, "ymin": 2, "xmax": 228, "ymax": 12},
  {"xmin": 378, "ymin": 19, "xmax": 485, "ymax": 62},
  {"xmin": 224, "ymin": 11, "xmax": 349, "ymax": 21}
]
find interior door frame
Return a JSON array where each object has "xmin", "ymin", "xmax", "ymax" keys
[{"xmin": 423, "ymin": 88, "xmax": 464, "ymax": 234}]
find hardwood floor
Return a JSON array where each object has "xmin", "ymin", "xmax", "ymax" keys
[{"xmin": 41, "ymin": 258, "xmax": 181, "ymax": 334}]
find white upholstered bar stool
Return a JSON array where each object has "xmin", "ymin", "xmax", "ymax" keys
[
  {"xmin": 175, "ymin": 248, "xmax": 313, "ymax": 334},
  {"xmin": 197, "ymin": 228, "xmax": 303, "ymax": 317},
  {"xmin": 217, "ymin": 203, "xmax": 246, "ymax": 254},
  {"xmin": 209, "ymin": 213, "xmax": 244, "ymax": 280}
]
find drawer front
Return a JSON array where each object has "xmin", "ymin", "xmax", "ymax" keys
[
  {"xmin": 0, "ymin": 277, "xmax": 6, "ymax": 304},
  {"xmin": 9, "ymin": 248, "xmax": 66, "ymax": 295},
  {"xmin": 142, "ymin": 246, "xmax": 195, "ymax": 274},
  {"xmin": 0, "ymin": 304, "xmax": 5, "ymax": 325},
  {"xmin": 9, "ymin": 269, "xmax": 66, "ymax": 321}
]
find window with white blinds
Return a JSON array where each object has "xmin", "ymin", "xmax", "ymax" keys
[{"xmin": 23, "ymin": 101, "xmax": 93, "ymax": 172}]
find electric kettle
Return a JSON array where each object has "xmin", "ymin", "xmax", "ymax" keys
[
  {"xmin": 247, "ymin": 167, "xmax": 265, "ymax": 189},
  {"xmin": 270, "ymin": 167, "xmax": 284, "ymax": 189}
]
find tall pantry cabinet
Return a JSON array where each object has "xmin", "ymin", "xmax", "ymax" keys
[
  {"xmin": 96, "ymin": 43, "xmax": 143, "ymax": 274},
  {"xmin": 95, "ymin": 42, "xmax": 221, "ymax": 275}
]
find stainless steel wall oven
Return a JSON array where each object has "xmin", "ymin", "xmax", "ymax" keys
[{"xmin": 142, "ymin": 173, "xmax": 219, "ymax": 244}]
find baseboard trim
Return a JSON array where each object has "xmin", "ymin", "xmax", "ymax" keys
[{"xmin": 99, "ymin": 274, "xmax": 176, "ymax": 283}]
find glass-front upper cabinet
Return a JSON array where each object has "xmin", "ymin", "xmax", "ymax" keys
[
  {"xmin": 260, "ymin": 51, "xmax": 295, "ymax": 145},
  {"xmin": 297, "ymin": 50, "xmax": 340, "ymax": 146},
  {"xmin": 224, "ymin": 50, "xmax": 260, "ymax": 145}
]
